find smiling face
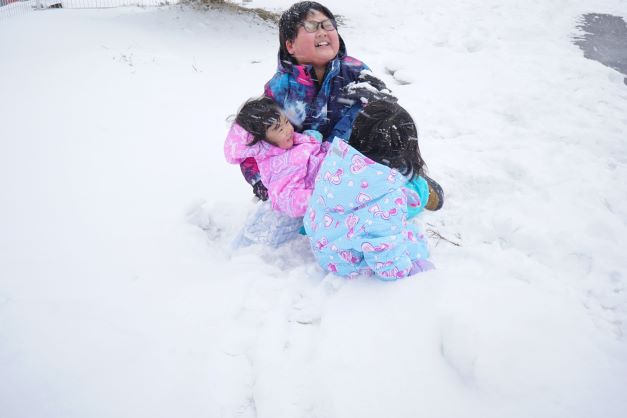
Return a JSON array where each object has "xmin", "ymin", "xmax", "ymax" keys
[
  {"xmin": 285, "ymin": 10, "xmax": 340, "ymax": 72},
  {"xmin": 265, "ymin": 114, "xmax": 295, "ymax": 149}
]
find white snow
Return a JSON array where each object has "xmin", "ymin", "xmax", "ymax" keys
[{"xmin": 1, "ymin": 1, "xmax": 627, "ymax": 418}]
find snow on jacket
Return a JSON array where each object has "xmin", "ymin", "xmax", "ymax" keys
[
  {"xmin": 237, "ymin": 44, "xmax": 371, "ymax": 186},
  {"xmin": 304, "ymin": 138, "xmax": 433, "ymax": 280},
  {"xmin": 224, "ymin": 123, "xmax": 329, "ymax": 218},
  {"xmin": 264, "ymin": 45, "xmax": 369, "ymax": 141}
]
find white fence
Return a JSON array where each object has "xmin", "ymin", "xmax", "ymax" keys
[
  {"xmin": 0, "ymin": 0, "xmax": 179, "ymax": 20},
  {"xmin": 0, "ymin": 0, "xmax": 35, "ymax": 19}
]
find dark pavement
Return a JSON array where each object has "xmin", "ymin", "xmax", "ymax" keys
[{"xmin": 574, "ymin": 13, "xmax": 627, "ymax": 85}]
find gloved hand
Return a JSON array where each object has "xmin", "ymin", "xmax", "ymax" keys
[
  {"xmin": 252, "ymin": 180, "xmax": 269, "ymax": 201},
  {"xmin": 359, "ymin": 71, "xmax": 388, "ymax": 91},
  {"xmin": 339, "ymin": 72, "xmax": 398, "ymax": 106},
  {"xmin": 303, "ymin": 129, "xmax": 323, "ymax": 142}
]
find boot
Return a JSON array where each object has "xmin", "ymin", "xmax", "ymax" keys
[{"xmin": 424, "ymin": 175, "xmax": 444, "ymax": 211}]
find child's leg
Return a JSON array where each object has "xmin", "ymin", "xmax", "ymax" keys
[
  {"xmin": 233, "ymin": 201, "xmax": 304, "ymax": 248},
  {"xmin": 406, "ymin": 175, "xmax": 445, "ymax": 217},
  {"xmin": 423, "ymin": 175, "xmax": 444, "ymax": 211},
  {"xmin": 405, "ymin": 176, "xmax": 430, "ymax": 219}
]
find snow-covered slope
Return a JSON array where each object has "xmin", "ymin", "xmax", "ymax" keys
[{"xmin": 1, "ymin": 2, "xmax": 626, "ymax": 417}]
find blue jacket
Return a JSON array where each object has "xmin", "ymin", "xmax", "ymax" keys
[
  {"xmin": 264, "ymin": 50, "xmax": 369, "ymax": 141},
  {"xmin": 304, "ymin": 138, "xmax": 433, "ymax": 280},
  {"xmin": 236, "ymin": 46, "xmax": 370, "ymax": 186}
]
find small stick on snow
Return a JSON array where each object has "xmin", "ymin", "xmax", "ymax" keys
[{"xmin": 426, "ymin": 228, "xmax": 461, "ymax": 247}]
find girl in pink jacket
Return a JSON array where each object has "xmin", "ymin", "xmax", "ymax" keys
[{"xmin": 224, "ymin": 97, "xmax": 330, "ymax": 218}]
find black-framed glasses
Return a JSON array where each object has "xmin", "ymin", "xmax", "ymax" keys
[{"xmin": 300, "ymin": 19, "xmax": 336, "ymax": 33}]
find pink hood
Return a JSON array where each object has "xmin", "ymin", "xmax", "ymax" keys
[{"xmin": 224, "ymin": 123, "xmax": 329, "ymax": 217}]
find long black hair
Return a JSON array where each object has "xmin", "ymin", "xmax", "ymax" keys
[
  {"xmin": 278, "ymin": 1, "xmax": 346, "ymax": 66},
  {"xmin": 349, "ymin": 100, "xmax": 426, "ymax": 180},
  {"xmin": 234, "ymin": 97, "xmax": 282, "ymax": 146}
]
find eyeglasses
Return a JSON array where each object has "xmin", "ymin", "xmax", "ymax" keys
[{"xmin": 300, "ymin": 19, "xmax": 336, "ymax": 33}]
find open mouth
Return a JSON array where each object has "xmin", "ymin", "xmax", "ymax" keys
[{"xmin": 316, "ymin": 41, "xmax": 330, "ymax": 47}]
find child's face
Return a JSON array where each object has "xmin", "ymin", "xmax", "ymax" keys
[
  {"xmin": 266, "ymin": 114, "xmax": 294, "ymax": 149},
  {"xmin": 285, "ymin": 10, "xmax": 340, "ymax": 70}
]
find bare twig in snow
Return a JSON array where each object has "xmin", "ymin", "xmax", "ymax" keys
[{"xmin": 426, "ymin": 228, "xmax": 461, "ymax": 247}]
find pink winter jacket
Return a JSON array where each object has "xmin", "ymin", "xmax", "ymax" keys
[{"xmin": 224, "ymin": 123, "xmax": 330, "ymax": 218}]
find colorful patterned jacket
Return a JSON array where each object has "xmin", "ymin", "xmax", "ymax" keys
[
  {"xmin": 304, "ymin": 138, "xmax": 433, "ymax": 280},
  {"xmin": 224, "ymin": 123, "xmax": 329, "ymax": 218},
  {"xmin": 237, "ymin": 44, "xmax": 370, "ymax": 186}
]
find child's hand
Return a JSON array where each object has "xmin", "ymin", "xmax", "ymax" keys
[
  {"xmin": 303, "ymin": 129, "xmax": 323, "ymax": 142},
  {"xmin": 339, "ymin": 72, "xmax": 398, "ymax": 106},
  {"xmin": 358, "ymin": 71, "xmax": 388, "ymax": 92},
  {"xmin": 253, "ymin": 180, "xmax": 269, "ymax": 201}
]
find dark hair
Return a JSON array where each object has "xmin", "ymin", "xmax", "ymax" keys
[
  {"xmin": 235, "ymin": 97, "xmax": 282, "ymax": 146},
  {"xmin": 278, "ymin": 1, "xmax": 345, "ymax": 66},
  {"xmin": 349, "ymin": 100, "xmax": 426, "ymax": 180}
]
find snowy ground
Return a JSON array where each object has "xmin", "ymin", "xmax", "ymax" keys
[{"xmin": 1, "ymin": 1, "xmax": 627, "ymax": 417}]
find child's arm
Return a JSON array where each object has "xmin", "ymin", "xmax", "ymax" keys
[
  {"xmin": 340, "ymin": 71, "xmax": 397, "ymax": 105},
  {"xmin": 331, "ymin": 71, "xmax": 397, "ymax": 141},
  {"xmin": 256, "ymin": 132, "xmax": 315, "ymax": 217},
  {"xmin": 302, "ymin": 129, "xmax": 323, "ymax": 142},
  {"xmin": 240, "ymin": 158, "xmax": 268, "ymax": 201},
  {"xmin": 269, "ymin": 185, "xmax": 312, "ymax": 218},
  {"xmin": 327, "ymin": 104, "xmax": 363, "ymax": 141},
  {"xmin": 239, "ymin": 158, "xmax": 260, "ymax": 185},
  {"xmin": 360, "ymin": 234, "xmax": 415, "ymax": 280},
  {"xmin": 224, "ymin": 123, "xmax": 267, "ymax": 200},
  {"xmin": 403, "ymin": 178, "xmax": 429, "ymax": 219},
  {"xmin": 225, "ymin": 80, "xmax": 286, "ymax": 200}
]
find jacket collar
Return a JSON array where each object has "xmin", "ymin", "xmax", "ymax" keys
[
  {"xmin": 277, "ymin": 55, "xmax": 342, "ymax": 88},
  {"xmin": 276, "ymin": 35, "xmax": 347, "ymax": 83}
]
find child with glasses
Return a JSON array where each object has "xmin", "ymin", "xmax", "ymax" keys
[
  {"xmin": 304, "ymin": 100, "xmax": 434, "ymax": 280},
  {"xmin": 235, "ymin": 1, "xmax": 398, "ymax": 200},
  {"xmin": 224, "ymin": 97, "xmax": 329, "ymax": 218},
  {"xmin": 227, "ymin": 1, "xmax": 443, "ymax": 248}
]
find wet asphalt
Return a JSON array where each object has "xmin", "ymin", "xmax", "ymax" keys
[{"xmin": 574, "ymin": 13, "xmax": 627, "ymax": 85}]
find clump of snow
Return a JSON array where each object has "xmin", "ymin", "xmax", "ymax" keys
[
  {"xmin": 383, "ymin": 60, "xmax": 415, "ymax": 84},
  {"xmin": 392, "ymin": 69, "xmax": 415, "ymax": 85}
]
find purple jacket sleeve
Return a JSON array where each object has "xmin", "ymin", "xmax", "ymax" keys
[{"xmin": 240, "ymin": 158, "xmax": 260, "ymax": 185}]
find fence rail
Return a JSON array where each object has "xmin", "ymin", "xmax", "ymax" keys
[
  {"xmin": 1, "ymin": 0, "xmax": 178, "ymax": 20},
  {"xmin": 1, "ymin": 0, "xmax": 34, "ymax": 19}
]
